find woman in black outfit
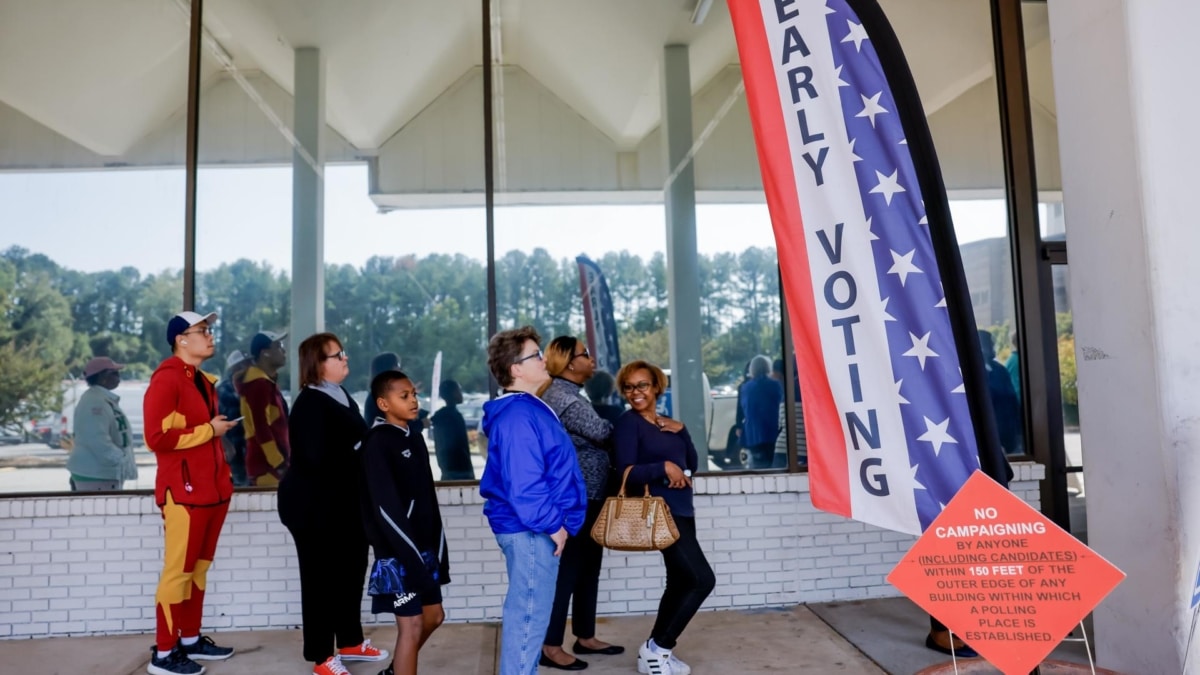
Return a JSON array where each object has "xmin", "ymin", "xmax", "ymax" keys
[
  {"xmin": 279, "ymin": 333, "xmax": 388, "ymax": 675},
  {"xmin": 614, "ymin": 360, "xmax": 714, "ymax": 675}
]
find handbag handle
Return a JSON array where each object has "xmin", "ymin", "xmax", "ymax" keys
[{"xmin": 616, "ymin": 466, "xmax": 651, "ymax": 499}]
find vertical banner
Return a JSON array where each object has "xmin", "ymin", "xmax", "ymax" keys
[
  {"xmin": 576, "ymin": 255, "xmax": 622, "ymax": 378},
  {"xmin": 728, "ymin": 0, "xmax": 1006, "ymax": 534},
  {"xmin": 430, "ymin": 350, "xmax": 443, "ymax": 415}
]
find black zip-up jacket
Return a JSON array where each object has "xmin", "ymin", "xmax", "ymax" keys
[{"xmin": 359, "ymin": 422, "xmax": 450, "ymax": 593}]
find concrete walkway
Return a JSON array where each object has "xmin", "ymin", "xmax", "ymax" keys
[
  {"xmin": 0, "ymin": 598, "xmax": 1109, "ymax": 674},
  {"xmin": 0, "ymin": 605, "xmax": 884, "ymax": 675}
]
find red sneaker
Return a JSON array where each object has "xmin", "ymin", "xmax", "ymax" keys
[
  {"xmin": 337, "ymin": 639, "xmax": 389, "ymax": 662},
  {"xmin": 313, "ymin": 655, "xmax": 350, "ymax": 675}
]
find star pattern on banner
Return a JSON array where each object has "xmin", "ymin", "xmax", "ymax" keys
[
  {"xmin": 903, "ymin": 331, "xmax": 938, "ymax": 370},
  {"xmin": 887, "ymin": 249, "xmax": 923, "ymax": 286},
  {"xmin": 822, "ymin": 0, "xmax": 983, "ymax": 529},
  {"xmin": 917, "ymin": 417, "xmax": 958, "ymax": 457},
  {"xmin": 856, "ymin": 92, "xmax": 888, "ymax": 128},
  {"xmin": 869, "ymin": 169, "xmax": 905, "ymax": 204},
  {"xmin": 880, "ymin": 297, "xmax": 897, "ymax": 322},
  {"xmin": 842, "ymin": 20, "xmax": 870, "ymax": 51}
]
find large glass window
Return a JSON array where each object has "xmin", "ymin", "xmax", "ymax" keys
[
  {"xmin": 0, "ymin": 0, "xmax": 1052, "ymax": 495},
  {"xmin": 0, "ymin": 2, "xmax": 189, "ymax": 494},
  {"xmin": 322, "ymin": 1, "xmax": 488, "ymax": 482},
  {"xmin": 892, "ymin": 0, "xmax": 1027, "ymax": 458}
]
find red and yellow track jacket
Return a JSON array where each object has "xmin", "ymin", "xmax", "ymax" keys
[
  {"xmin": 143, "ymin": 356, "xmax": 234, "ymax": 506},
  {"xmin": 240, "ymin": 365, "xmax": 291, "ymax": 483}
]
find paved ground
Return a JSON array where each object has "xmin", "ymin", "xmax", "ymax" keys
[{"xmin": 0, "ymin": 597, "xmax": 1114, "ymax": 675}]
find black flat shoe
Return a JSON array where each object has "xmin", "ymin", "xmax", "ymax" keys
[
  {"xmin": 925, "ymin": 633, "xmax": 979, "ymax": 658},
  {"xmin": 539, "ymin": 654, "xmax": 588, "ymax": 670},
  {"xmin": 572, "ymin": 641, "xmax": 625, "ymax": 656}
]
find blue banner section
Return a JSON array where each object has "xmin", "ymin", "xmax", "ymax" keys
[{"xmin": 575, "ymin": 256, "xmax": 621, "ymax": 380}]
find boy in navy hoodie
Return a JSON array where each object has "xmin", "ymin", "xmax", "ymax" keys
[{"xmin": 360, "ymin": 371, "xmax": 449, "ymax": 675}]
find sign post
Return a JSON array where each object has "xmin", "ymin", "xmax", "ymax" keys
[{"xmin": 888, "ymin": 471, "xmax": 1124, "ymax": 675}]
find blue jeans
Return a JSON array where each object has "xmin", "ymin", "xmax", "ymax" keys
[{"xmin": 495, "ymin": 531, "xmax": 560, "ymax": 675}]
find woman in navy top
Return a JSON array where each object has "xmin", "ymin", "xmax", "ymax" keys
[{"xmin": 613, "ymin": 360, "xmax": 715, "ymax": 675}]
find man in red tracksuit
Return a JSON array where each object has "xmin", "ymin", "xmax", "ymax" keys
[
  {"xmin": 240, "ymin": 331, "xmax": 291, "ymax": 486},
  {"xmin": 143, "ymin": 311, "xmax": 239, "ymax": 675}
]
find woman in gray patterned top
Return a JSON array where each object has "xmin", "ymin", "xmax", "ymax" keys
[{"xmin": 538, "ymin": 335, "xmax": 625, "ymax": 670}]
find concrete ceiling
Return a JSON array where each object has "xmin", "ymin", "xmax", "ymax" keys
[{"xmin": 0, "ymin": 0, "xmax": 1057, "ymax": 194}]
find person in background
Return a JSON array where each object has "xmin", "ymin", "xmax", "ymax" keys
[
  {"xmin": 67, "ymin": 356, "xmax": 137, "ymax": 491},
  {"xmin": 584, "ymin": 370, "xmax": 624, "ymax": 426},
  {"xmin": 360, "ymin": 370, "xmax": 450, "ymax": 675},
  {"xmin": 279, "ymin": 334, "xmax": 388, "ymax": 675},
  {"xmin": 979, "ymin": 330, "xmax": 1024, "ymax": 455},
  {"xmin": 217, "ymin": 350, "xmax": 251, "ymax": 486},
  {"xmin": 1005, "ymin": 329, "xmax": 1021, "ymax": 403},
  {"xmin": 429, "ymin": 379, "xmax": 475, "ymax": 481},
  {"xmin": 739, "ymin": 355, "xmax": 783, "ymax": 469},
  {"xmin": 479, "ymin": 326, "xmax": 587, "ymax": 675},
  {"xmin": 143, "ymin": 311, "xmax": 237, "ymax": 675},
  {"xmin": 614, "ymin": 360, "xmax": 714, "ymax": 675},
  {"xmin": 240, "ymin": 331, "xmax": 290, "ymax": 486},
  {"xmin": 364, "ymin": 352, "xmax": 429, "ymax": 434},
  {"xmin": 538, "ymin": 337, "xmax": 624, "ymax": 670}
]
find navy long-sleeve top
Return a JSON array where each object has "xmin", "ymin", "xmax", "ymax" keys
[{"xmin": 613, "ymin": 410, "xmax": 698, "ymax": 518}]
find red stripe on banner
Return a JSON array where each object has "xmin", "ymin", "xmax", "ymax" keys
[{"xmin": 728, "ymin": 2, "xmax": 851, "ymax": 517}]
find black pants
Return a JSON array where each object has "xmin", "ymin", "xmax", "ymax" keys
[
  {"xmin": 652, "ymin": 517, "xmax": 715, "ymax": 650},
  {"xmin": 545, "ymin": 499, "xmax": 605, "ymax": 647},
  {"xmin": 289, "ymin": 524, "xmax": 368, "ymax": 663}
]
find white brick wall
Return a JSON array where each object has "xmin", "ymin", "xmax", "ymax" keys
[{"xmin": 0, "ymin": 463, "xmax": 1045, "ymax": 639}]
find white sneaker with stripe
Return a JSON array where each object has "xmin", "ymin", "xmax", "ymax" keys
[{"xmin": 637, "ymin": 640, "xmax": 691, "ymax": 675}]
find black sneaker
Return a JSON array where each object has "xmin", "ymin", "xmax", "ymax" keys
[
  {"xmin": 182, "ymin": 635, "xmax": 235, "ymax": 661},
  {"xmin": 377, "ymin": 662, "xmax": 395, "ymax": 675},
  {"xmin": 147, "ymin": 645, "xmax": 205, "ymax": 675}
]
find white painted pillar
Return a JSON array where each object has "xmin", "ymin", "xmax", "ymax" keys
[
  {"xmin": 1047, "ymin": 1, "xmax": 1200, "ymax": 672},
  {"xmin": 661, "ymin": 44, "xmax": 708, "ymax": 462},
  {"xmin": 290, "ymin": 47, "xmax": 325, "ymax": 395}
]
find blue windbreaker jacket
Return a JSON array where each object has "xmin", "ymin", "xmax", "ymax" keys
[{"xmin": 479, "ymin": 392, "xmax": 587, "ymax": 536}]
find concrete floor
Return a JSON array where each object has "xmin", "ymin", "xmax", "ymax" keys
[{"xmin": 0, "ymin": 598, "xmax": 1113, "ymax": 675}]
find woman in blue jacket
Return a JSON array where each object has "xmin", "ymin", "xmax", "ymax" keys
[{"xmin": 479, "ymin": 326, "xmax": 587, "ymax": 675}]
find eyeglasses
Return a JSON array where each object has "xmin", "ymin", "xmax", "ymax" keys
[
  {"xmin": 514, "ymin": 349, "xmax": 544, "ymax": 364},
  {"xmin": 321, "ymin": 350, "xmax": 347, "ymax": 361},
  {"xmin": 182, "ymin": 326, "xmax": 214, "ymax": 337},
  {"xmin": 621, "ymin": 381, "xmax": 653, "ymax": 393},
  {"xmin": 571, "ymin": 348, "xmax": 591, "ymax": 361}
]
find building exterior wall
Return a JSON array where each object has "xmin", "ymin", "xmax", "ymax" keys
[{"xmin": 0, "ymin": 465, "xmax": 1043, "ymax": 639}]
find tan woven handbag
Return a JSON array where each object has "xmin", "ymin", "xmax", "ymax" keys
[{"xmin": 590, "ymin": 467, "xmax": 680, "ymax": 551}]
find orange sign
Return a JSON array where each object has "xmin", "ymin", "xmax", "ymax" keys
[{"xmin": 888, "ymin": 471, "xmax": 1124, "ymax": 675}]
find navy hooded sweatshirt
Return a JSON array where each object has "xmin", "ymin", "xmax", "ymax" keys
[{"xmin": 479, "ymin": 392, "xmax": 587, "ymax": 536}]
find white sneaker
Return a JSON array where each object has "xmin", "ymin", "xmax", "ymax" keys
[
  {"xmin": 667, "ymin": 653, "xmax": 691, "ymax": 675},
  {"xmin": 637, "ymin": 640, "xmax": 691, "ymax": 675}
]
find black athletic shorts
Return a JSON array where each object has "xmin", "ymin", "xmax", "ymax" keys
[{"xmin": 371, "ymin": 585, "xmax": 443, "ymax": 617}]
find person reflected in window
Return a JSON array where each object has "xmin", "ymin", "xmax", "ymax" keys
[
  {"xmin": 68, "ymin": 356, "xmax": 136, "ymax": 492},
  {"xmin": 217, "ymin": 350, "xmax": 251, "ymax": 487},
  {"xmin": 979, "ymin": 330, "xmax": 1024, "ymax": 455},
  {"xmin": 584, "ymin": 370, "xmax": 624, "ymax": 427},
  {"xmin": 279, "ymin": 334, "xmax": 389, "ymax": 675},
  {"xmin": 615, "ymin": 360, "xmax": 714, "ymax": 675},
  {"xmin": 240, "ymin": 331, "xmax": 290, "ymax": 486},
  {"xmin": 538, "ymin": 336, "xmax": 624, "ymax": 670},
  {"xmin": 1005, "ymin": 329, "xmax": 1021, "ymax": 404},
  {"xmin": 739, "ymin": 355, "xmax": 783, "ymax": 470},
  {"xmin": 479, "ymin": 326, "xmax": 586, "ymax": 675},
  {"xmin": 365, "ymin": 352, "xmax": 428, "ymax": 434},
  {"xmin": 430, "ymin": 379, "xmax": 475, "ymax": 481}
]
